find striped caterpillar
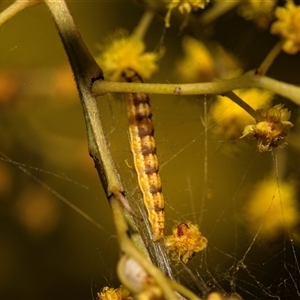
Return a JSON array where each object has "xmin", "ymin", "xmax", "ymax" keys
[{"xmin": 121, "ymin": 68, "xmax": 164, "ymax": 241}]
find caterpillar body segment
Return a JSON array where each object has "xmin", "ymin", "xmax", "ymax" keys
[{"xmin": 122, "ymin": 69, "xmax": 164, "ymax": 241}]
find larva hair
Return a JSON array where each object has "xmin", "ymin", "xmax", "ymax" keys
[{"xmin": 121, "ymin": 68, "xmax": 164, "ymax": 241}]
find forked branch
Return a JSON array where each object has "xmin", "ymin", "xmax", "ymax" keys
[{"xmin": 41, "ymin": 0, "xmax": 182, "ymax": 298}]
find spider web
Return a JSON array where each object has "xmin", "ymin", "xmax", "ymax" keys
[
  {"xmin": 86, "ymin": 91, "xmax": 300, "ymax": 299},
  {"xmin": 0, "ymin": 2, "xmax": 299, "ymax": 299},
  {"xmin": 147, "ymin": 93, "xmax": 300, "ymax": 300},
  {"xmin": 0, "ymin": 80, "xmax": 299, "ymax": 300}
]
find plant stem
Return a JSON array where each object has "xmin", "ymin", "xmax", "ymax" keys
[
  {"xmin": 43, "ymin": 0, "xmax": 149, "ymax": 260},
  {"xmin": 93, "ymin": 71, "xmax": 255, "ymax": 95},
  {"xmin": 93, "ymin": 71, "xmax": 300, "ymax": 106},
  {"xmin": 43, "ymin": 0, "xmax": 118, "ymax": 198},
  {"xmin": 42, "ymin": 3, "xmax": 179, "ymax": 296},
  {"xmin": 257, "ymin": 41, "xmax": 283, "ymax": 75},
  {"xmin": 0, "ymin": 0, "xmax": 40, "ymax": 27},
  {"xmin": 254, "ymin": 75, "xmax": 300, "ymax": 106},
  {"xmin": 199, "ymin": 0, "xmax": 240, "ymax": 25},
  {"xmin": 132, "ymin": 8, "xmax": 155, "ymax": 40},
  {"xmin": 224, "ymin": 91, "xmax": 260, "ymax": 121},
  {"xmin": 111, "ymin": 194, "xmax": 179, "ymax": 299}
]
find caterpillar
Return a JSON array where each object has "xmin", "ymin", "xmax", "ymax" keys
[{"xmin": 121, "ymin": 68, "xmax": 164, "ymax": 241}]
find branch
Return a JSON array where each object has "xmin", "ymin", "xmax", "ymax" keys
[
  {"xmin": 42, "ymin": 0, "xmax": 148, "ymax": 248},
  {"xmin": 92, "ymin": 71, "xmax": 300, "ymax": 106},
  {"xmin": 257, "ymin": 41, "xmax": 283, "ymax": 75},
  {"xmin": 43, "ymin": 0, "xmax": 118, "ymax": 199},
  {"xmin": 111, "ymin": 195, "xmax": 179, "ymax": 299},
  {"xmin": 0, "ymin": 0, "xmax": 40, "ymax": 27},
  {"xmin": 198, "ymin": 0, "xmax": 240, "ymax": 25},
  {"xmin": 41, "ymin": 1, "xmax": 179, "ymax": 297},
  {"xmin": 43, "ymin": 0, "xmax": 148, "ymax": 252},
  {"xmin": 224, "ymin": 91, "xmax": 261, "ymax": 121},
  {"xmin": 132, "ymin": 8, "xmax": 155, "ymax": 40}
]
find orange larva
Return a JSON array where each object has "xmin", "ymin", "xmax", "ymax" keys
[{"xmin": 122, "ymin": 68, "xmax": 165, "ymax": 241}]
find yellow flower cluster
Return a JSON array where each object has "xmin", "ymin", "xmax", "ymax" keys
[
  {"xmin": 241, "ymin": 104, "xmax": 294, "ymax": 152},
  {"xmin": 175, "ymin": 36, "xmax": 215, "ymax": 82},
  {"xmin": 165, "ymin": 221, "xmax": 207, "ymax": 263},
  {"xmin": 175, "ymin": 36, "xmax": 240, "ymax": 83},
  {"xmin": 238, "ymin": 0, "xmax": 276, "ymax": 29},
  {"xmin": 96, "ymin": 33, "xmax": 160, "ymax": 81},
  {"xmin": 239, "ymin": 177, "xmax": 299, "ymax": 241},
  {"xmin": 211, "ymin": 89, "xmax": 274, "ymax": 140},
  {"xmin": 98, "ymin": 285, "xmax": 133, "ymax": 300},
  {"xmin": 271, "ymin": 1, "xmax": 300, "ymax": 54},
  {"xmin": 165, "ymin": 0, "xmax": 210, "ymax": 27},
  {"xmin": 207, "ymin": 292, "xmax": 242, "ymax": 300}
]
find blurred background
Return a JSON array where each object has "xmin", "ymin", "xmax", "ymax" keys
[{"xmin": 0, "ymin": 1, "xmax": 300, "ymax": 299}]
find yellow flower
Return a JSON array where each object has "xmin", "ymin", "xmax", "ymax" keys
[
  {"xmin": 165, "ymin": 221, "xmax": 207, "ymax": 263},
  {"xmin": 96, "ymin": 33, "xmax": 161, "ymax": 81},
  {"xmin": 239, "ymin": 177, "xmax": 299, "ymax": 241},
  {"xmin": 241, "ymin": 104, "xmax": 294, "ymax": 152},
  {"xmin": 175, "ymin": 36, "xmax": 240, "ymax": 83},
  {"xmin": 271, "ymin": 1, "xmax": 300, "ymax": 54},
  {"xmin": 165, "ymin": 0, "xmax": 210, "ymax": 27},
  {"xmin": 211, "ymin": 89, "xmax": 273, "ymax": 139},
  {"xmin": 98, "ymin": 285, "xmax": 133, "ymax": 300},
  {"xmin": 238, "ymin": 0, "xmax": 276, "ymax": 29},
  {"xmin": 175, "ymin": 36, "xmax": 215, "ymax": 82},
  {"xmin": 207, "ymin": 292, "xmax": 242, "ymax": 300}
]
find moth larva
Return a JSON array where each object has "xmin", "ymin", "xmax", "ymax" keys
[{"xmin": 122, "ymin": 68, "xmax": 164, "ymax": 241}]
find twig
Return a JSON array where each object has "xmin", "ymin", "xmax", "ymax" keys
[
  {"xmin": 199, "ymin": 0, "xmax": 240, "ymax": 25},
  {"xmin": 0, "ymin": 0, "xmax": 40, "ymax": 27},
  {"xmin": 43, "ymin": 0, "xmax": 118, "ymax": 201},
  {"xmin": 254, "ymin": 75, "xmax": 300, "ymax": 106},
  {"xmin": 41, "ymin": 1, "xmax": 179, "ymax": 298},
  {"xmin": 257, "ymin": 41, "xmax": 283, "ymax": 75},
  {"xmin": 42, "ymin": 0, "xmax": 148, "ymax": 260},
  {"xmin": 92, "ymin": 71, "xmax": 300, "ymax": 106},
  {"xmin": 111, "ymin": 194, "xmax": 179, "ymax": 299},
  {"xmin": 93, "ymin": 71, "xmax": 255, "ymax": 95},
  {"xmin": 132, "ymin": 8, "xmax": 155, "ymax": 40},
  {"xmin": 224, "ymin": 91, "xmax": 261, "ymax": 121}
]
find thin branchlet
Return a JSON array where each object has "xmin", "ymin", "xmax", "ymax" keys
[
  {"xmin": 0, "ymin": 0, "xmax": 40, "ymax": 27},
  {"xmin": 92, "ymin": 71, "xmax": 300, "ymax": 107}
]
